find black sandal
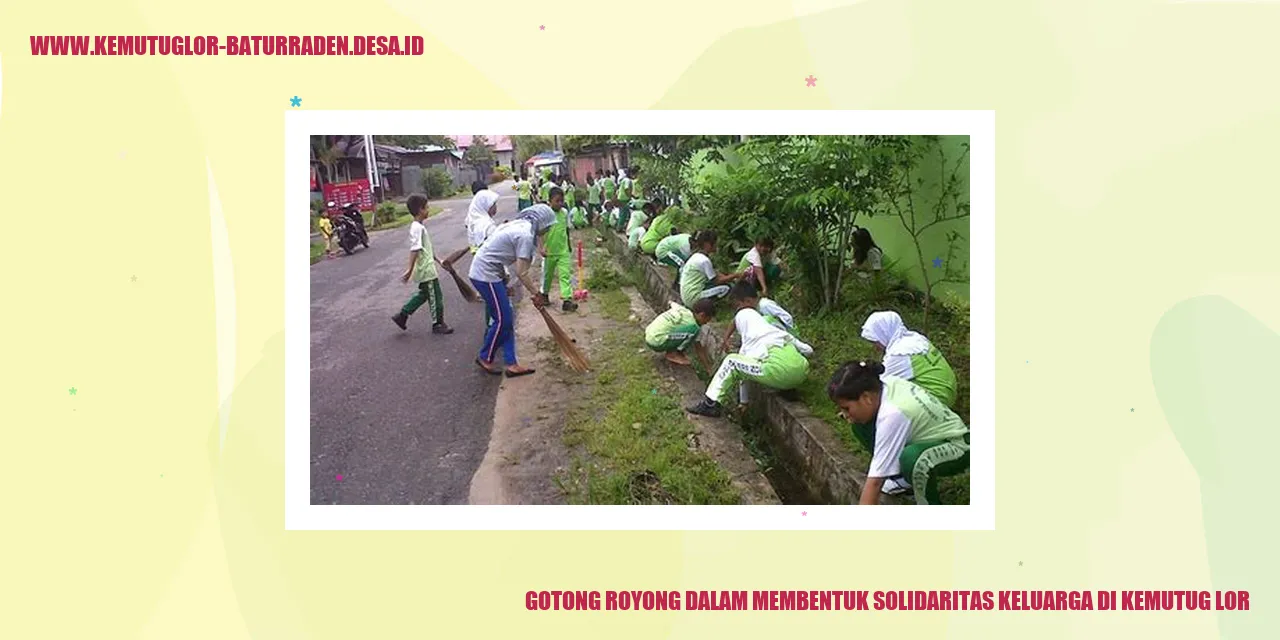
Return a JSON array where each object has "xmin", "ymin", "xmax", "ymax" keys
[
  {"xmin": 475, "ymin": 358, "xmax": 502, "ymax": 375},
  {"xmin": 504, "ymin": 367, "xmax": 536, "ymax": 378}
]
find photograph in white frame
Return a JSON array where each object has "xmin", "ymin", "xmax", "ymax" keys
[{"xmin": 287, "ymin": 110, "xmax": 994, "ymax": 530}]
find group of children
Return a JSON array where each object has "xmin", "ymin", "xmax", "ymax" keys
[
  {"xmin": 384, "ymin": 170, "xmax": 969, "ymax": 505},
  {"xmin": 627, "ymin": 204, "xmax": 968, "ymax": 505}
]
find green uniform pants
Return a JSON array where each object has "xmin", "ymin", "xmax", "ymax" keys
[
  {"xmin": 541, "ymin": 253, "xmax": 573, "ymax": 300},
  {"xmin": 901, "ymin": 436, "xmax": 970, "ymax": 505},
  {"xmin": 645, "ymin": 324, "xmax": 701, "ymax": 353},
  {"xmin": 401, "ymin": 278, "xmax": 444, "ymax": 324},
  {"xmin": 705, "ymin": 343, "xmax": 808, "ymax": 404}
]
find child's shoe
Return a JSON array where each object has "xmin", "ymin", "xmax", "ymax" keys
[
  {"xmin": 391, "ymin": 313, "xmax": 408, "ymax": 330},
  {"xmin": 432, "ymin": 322, "xmax": 454, "ymax": 335},
  {"xmin": 685, "ymin": 397, "xmax": 723, "ymax": 417},
  {"xmin": 562, "ymin": 300, "xmax": 579, "ymax": 312}
]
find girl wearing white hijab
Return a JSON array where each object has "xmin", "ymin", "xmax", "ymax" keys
[
  {"xmin": 854, "ymin": 310, "xmax": 960, "ymax": 497},
  {"xmin": 441, "ymin": 189, "xmax": 504, "ymax": 325},
  {"xmin": 468, "ymin": 205, "xmax": 557, "ymax": 377},
  {"xmin": 860, "ymin": 311, "xmax": 957, "ymax": 408}
]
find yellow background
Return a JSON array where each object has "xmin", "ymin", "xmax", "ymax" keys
[{"xmin": 2, "ymin": 0, "xmax": 1273, "ymax": 637}]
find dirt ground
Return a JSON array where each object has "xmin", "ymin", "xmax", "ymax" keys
[{"xmin": 467, "ymin": 241, "xmax": 779, "ymax": 505}]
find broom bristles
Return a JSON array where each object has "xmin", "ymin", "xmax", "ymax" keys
[
  {"xmin": 538, "ymin": 308, "xmax": 591, "ymax": 372},
  {"xmin": 437, "ymin": 260, "xmax": 481, "ymax": 303}
]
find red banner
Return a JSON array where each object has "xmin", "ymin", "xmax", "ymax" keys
[{"xmin": 322, "ymin": 179, "xmax": 374, "ymax": 212}]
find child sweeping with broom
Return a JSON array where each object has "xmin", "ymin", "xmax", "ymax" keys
[{"xmin": 469, "ymin": 205, "xmax": 557, "ymax": 377}]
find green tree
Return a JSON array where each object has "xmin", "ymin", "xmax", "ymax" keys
[
  {"xmin": 463, "ymin": 135, "xmax": 496, "ymax": 173},
  {"xmin": 562, "ymin": 135, "xmax": 611, "ymax": 155},
  {"xmin": 692, "ymin": 136, "xmax": 898, "ymax": 312},
  {"xmin": 420, "ymin": 166, "xmax": 453, "ymax": 199},
  {"xmin": 626, "ymin": 135, "xmax": 737, "ymax": 204},
  {"xmin": 880, "ymin": 136, "xmax": 971, "ymax": 327},
  {"xmin": 513, "ymin": 135, "xmax": 555, "ymax": 165}
]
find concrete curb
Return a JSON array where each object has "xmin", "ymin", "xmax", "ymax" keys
[{"xmin": 598, "ymin": 228, "xmax": 889, "ymax": 505}]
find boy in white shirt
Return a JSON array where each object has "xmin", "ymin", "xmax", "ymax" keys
[
  {"xmin": 392, "ymin": 194, "xmax": 453, "ymax": 334},
  {"xmin": 687, "ymin": 281, "xmax": 812, "ymax": 417}
]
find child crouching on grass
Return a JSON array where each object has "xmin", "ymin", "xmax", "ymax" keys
[
  {"xmin": 391, "ymin": 193, "xmax": 453, "ymax": 335},
  {"xmin": 718, "ymin": 281, "xmax": 807, "ymax": 350},
  {"xmin": 738, "ymin": 236, "xmax": 783, "ymax": 298},
  {"xmin": 679, "ymin": 230, "xmax": 739, "ymax": 308},
  {"xmin": 686, "ymin": 281, "xmax": 813, "ymax": 418},
  {"xmin": 644, "ymin": 299, "xmax": 716, "ymax": 366},
  {"xmin": 827, "ymin": 360, "xmax": 969, "ymax": 505}
]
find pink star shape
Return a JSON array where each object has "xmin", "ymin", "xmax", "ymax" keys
[
  {"xmin": 804, "ymin": 75, "xmax": 817, "ymax": 87},
  {"xmin": 539, "ymin": 25, "xmax": 545, "ymax": 31},
  {"xmin": 335, "ymin": 474, "xmax": 344, "ymax": 481},
  {"xmin": 801, "ymin": 510, "xmax": 808, "ymax": 516}
]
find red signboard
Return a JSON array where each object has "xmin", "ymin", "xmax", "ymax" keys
[{"xmin": 322, "ymin": 179, "xmax": 374, "ymax": 212}]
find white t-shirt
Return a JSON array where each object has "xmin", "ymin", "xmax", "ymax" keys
[
  {"xmin": 757, "ymin": 297, "xmax": 794, "ymax": 331},
  {"xmin": 868, "ymin": 401, "xmax": 912, "ymax": 478},
  {"xmin": 468, "ymin": 220, "xmax": 536, "ymax": 283},
  {"xmin": 679, "ymin": 253, "xmax": 718, "ymax": 307},
  {"xmin": 742, "ymin": 247, "xmax": 777, "ymax": 270},
  {"xmin": 734, "ymin": 308, "xmax": 792, "ymax": 360},
  {"xmin": 467, "ymin": 215, "xmax": 496, "ymax": 249},
  {"xmin": 867, "ymin": 247, "xmax": 883, "ymax": 271},
  {"xmin": 882, "ymin": 353, "xmax": 914, "ymax": 381}
]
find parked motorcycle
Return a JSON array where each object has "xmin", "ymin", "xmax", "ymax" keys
[
  {"xmin": 333, "ymin": 214, "xmax": 363, "ymax": 255},
  {"xmin": 341, "ymin": 203, "xmax": 370, "ymax": 248}
]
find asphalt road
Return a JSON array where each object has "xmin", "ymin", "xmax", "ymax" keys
[{"xmin": 310, "ymin": 182, "xmax": 522, "ymax": 504}]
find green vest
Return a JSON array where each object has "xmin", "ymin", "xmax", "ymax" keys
[
  {"xmin": 882, "ymin": 376, "xmax": 968, "ymax": 444},
  {"xmin": 910, "ymin": 346, "xmax": 959, "ymax": 408},
  {"xmin": 640, "ymin": 213, "xmax": 674, "ymax": 254},
  {"xmin": 544, "ymin": 208, "xmax": 571, "ymax": 255}
]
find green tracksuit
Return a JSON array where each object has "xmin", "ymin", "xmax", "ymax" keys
[{"xmin": 541, "ymin": 207, "xmax": 573, "ymax": 300}]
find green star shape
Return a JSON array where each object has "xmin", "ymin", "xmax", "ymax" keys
[{"xmin": 68, "ymin": 387, "xmax": 77, "ymax": 396}]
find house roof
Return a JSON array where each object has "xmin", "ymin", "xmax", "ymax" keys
[
  {"xmin": 449, "ymin": 135, "xmax": 513, "ymax": 152},
  {"xmin": 370, "ymin": 143, "xmax": 450, "ymax": 156},
  {"xmin": 525, "ymin": 151, "xmax": 564, "ymax": 166}
]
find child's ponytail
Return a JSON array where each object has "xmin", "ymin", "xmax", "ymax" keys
[{"xmin": 827, "ymin": 360, "xmax": 886, "ymax": 402}]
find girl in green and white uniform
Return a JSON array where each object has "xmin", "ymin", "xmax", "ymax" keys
[
  {"xmin": 861, "ymin": 311, "xmax": 957, "ymax": 407},
  {"xmin": 827, "ymin": 361, "xmax": 970, "ymax": 505}
]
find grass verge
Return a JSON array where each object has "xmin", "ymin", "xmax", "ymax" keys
[
  {"xmin": 310, "ymin": 241, "xmax": 325, "ymax": 264},
  {"xmin": 556, "ymin": 329, "xmax": 740, "ymax": 505}
]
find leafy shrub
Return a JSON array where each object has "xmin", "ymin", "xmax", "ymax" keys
[
  {"xmin": 373, "ymin": 201, "xmax": 401, "ymax": 227},
  {"xmin": 420, "ymin": 166, "xmax": 453, "ymax": 199}
]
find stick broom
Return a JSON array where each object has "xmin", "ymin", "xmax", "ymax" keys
[
  {"xmin": 436, "ymin": 259, "xmax": 481, "ymax": 303},
  {"xmin": 538, "ymin": 307, "xmax": 591, "ymax": 372}
]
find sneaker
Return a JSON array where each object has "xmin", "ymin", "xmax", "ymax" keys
[
  {"xmin": 685, "ymin": 397, "xmax": 723, "ymax": 417},
  {"xmin": 391, "ymin": 313, "xmax": 408, "ymax": 330},
  {"xmin": 882, "ymin": 477, "xmax": 912, "ymax": 495},
  {"xmin": 432, "ymin": 322, "xmax": 454, "ymax": 335},
  {"xmin": 562, "ymin": 300, "xmax": 579, "ymax": 312}
]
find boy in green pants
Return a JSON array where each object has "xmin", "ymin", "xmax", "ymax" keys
[
  {"xmin": 539, "ymin": 187, "xmax": 578, "ymax": 312},
  {"xmin": 392, "ymin": 194, "xmax": 453, "ymax": 334},
  {"xmin": 516, "ymin": 174, "xmax": 533, "ymax": 210},
  {"xmin": 645, "ymin": 299, "xmax": 716, "ymax": 366},
  {"xmin": 586, "ymin": 174, "xmax": 602, "ymax": 221},
  {"xmin": 686, "ymin": 281, "xmax": 812, "ymax": 417}
]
